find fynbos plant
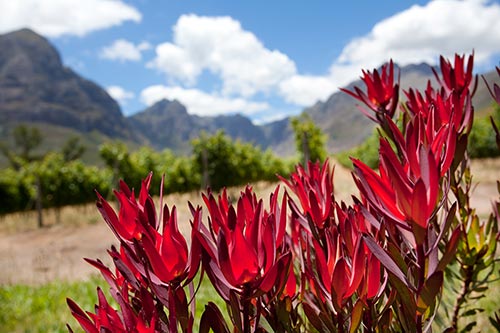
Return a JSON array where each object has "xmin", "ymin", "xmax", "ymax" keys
[{"xmin": 68, "ymin": 53, "xmax": 499, "ymax": 333}]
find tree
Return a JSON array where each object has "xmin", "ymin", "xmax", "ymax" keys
[
  {"xmin": 290, "ymin": 113, "xmax": 327, "ymax": 166},
  {"xmin": 13, "ymin": 125, "xmax": 43, "ymax": 162},
  {"xmin": 0, "ymin": 125, "xmax": 43, "ymax": 170},
  {"xmin": 2, "ymin": 125, "xmax": 46, "ymax": 227},
  {"xmin": 99, "ymin": 141, "xmax": 133, "ymax": 189},
  {"xmin": 61, "ymin": 136, "xmax": 86, "ymax": 162}
]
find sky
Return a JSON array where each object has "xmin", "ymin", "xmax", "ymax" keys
[{"xmin": 1, "ymin": 0, "xmax": 500, "ymax": 124}]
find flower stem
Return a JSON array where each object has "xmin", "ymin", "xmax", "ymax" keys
[
  {"xmin": 242, "ymin": 288, "xmax": 252, "ymax": 333},
  {"xmin": 416, "ymin": 244, "xmax": 426, "ymax": 333}
]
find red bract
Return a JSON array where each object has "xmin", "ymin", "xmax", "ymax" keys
[
  {"xmin": 141, "ymin": 206, "xmax": 192, "ymax": 284},
  {"xmin": 405, "ymin": 84, "xmax": 473, "ymax": 138},
  {"xmin": 353, "ymin": 137, "xmax": 440, "ymax": 239},
  {"xmin": 194, "ymin": 185, "xmax": 292, "ymax": 299},
  {"xmin": 341, "ymin": 60, "xmax": 399, "ymax": 121},
  {"xmin": 433, "ymin": 53, "xmax": 476, "ymax": 96},
  {"xmin": 308, "ymin": 226, "xmax": 365, "ymax": 310},
  {"xmin": 96, "ymin": 174, "xmax": 200, "ymax": 286},
  {"xmin": 484, "ymin": 66, "xmax": 500, "ymax": 106},
  {"xmin": 279, "ymin": 160, "xmax": 334, "ymax": 229},
  {"xmin": 96, "ymin": 174, "xmax": 158, "ymax": 243},
  {"xmin": 67, "ymin": 288, "xmax": 156, "ymax": 333}
]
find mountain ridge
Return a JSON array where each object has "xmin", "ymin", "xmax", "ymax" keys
[{"xmin": 1, "ymin": 28, "xmax": 499, "ymax": 164}]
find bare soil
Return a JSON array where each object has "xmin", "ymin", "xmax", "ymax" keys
[{"xmin": 0, "ymin": 159, "xmax": 498, "ymax": 285}]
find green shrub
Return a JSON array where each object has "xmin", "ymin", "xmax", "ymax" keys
[
  {"xmin": 468, "ymin": 109, "xmax": 500, "ymax": 158},
  {"xmin": 336, "ymin": 129, "xmax": 380, "ymax": 169}
]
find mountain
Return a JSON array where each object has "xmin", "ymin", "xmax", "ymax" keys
[
  {"xmin": 1, "ymin": 28, "xmax": 499, "ymax": 164},
  {"xmin": 300, "ymin": 63, "xmax": 437, "ymax": 153},
  {"xmin": 273, "ymin": 62, "xmax": 500, "ymax": 154},
  {"xmin": 0, "ymin": 28, "xmax": 138, "ymax": 160},
  {"xmin": 128, "ymin": 99, "xmax": 267, "ymax": 154}
]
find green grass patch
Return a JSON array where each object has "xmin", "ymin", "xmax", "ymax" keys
[
  {"xmin": 0, "ymin": 274, "xmax": 226, "ymax": 333},
  {"xmin": 0, "ymin": 276, "xmax": 104, "ymax": 333}
]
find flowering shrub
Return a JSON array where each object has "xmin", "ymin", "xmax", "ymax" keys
[{"xmin": 68, "ymin": 53, "xmax": 500, "ymax": 333}]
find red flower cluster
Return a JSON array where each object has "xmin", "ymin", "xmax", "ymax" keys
[
  {"xmin": 67, "ymin": 52, "xmax": 494, "ymax": 333},
  {"xmin": 67, "ymin": 288, "xmax": 156, "ymax": 333},
  {"xmin": 194, "ymin": 186, "xmax": 292, "ymax": 299},
  {"xmin": 341, "ymin": 60, "xmax": 399, "ymax": 121}
]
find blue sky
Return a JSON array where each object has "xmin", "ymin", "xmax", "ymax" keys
[{"xmin": 1, "ymin": 0, "xmax": 500, "ymax": 123}]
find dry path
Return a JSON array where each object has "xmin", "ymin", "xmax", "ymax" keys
[{"xmin": 0, "ymin": 159, "xmax": 498, "ymax": 285}]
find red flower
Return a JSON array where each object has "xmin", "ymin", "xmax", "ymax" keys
[
  {"xmin": 433, "ymin": 53, "xmax": 476, "ymax": 96},
  {"xmin": 341, "ymin": 60, "xmax": 399, "ymax": 121},
  {"xmin": 352, "ymin": 136, "xmax": 440, "ymax": 241},
  {"xmin": 67, "ymin": 288, "xmax": 156, "ymax": 333},
  {"xmin": 141, "ymin": 205, "xmax": 196, "ymax": 284},
  {"xmin": 307, "ymin": 228, "xmax": 365, "ymax": 309},
  {"xmin": 95, "ymin": 174, "xmax": 201, "ymax": 287},
  {"xmin": 194, "ymin": 186, "xmax": 292, "ymax": 299},
  {"xmin": 279, "ymin": 160, "xmax": 334, "ymax": 229},
  {"xmin": 96, "ymin": 174, "xmax": 158, "ymax": 243},
  {"xmin": 484, "ymin": 66, "xmax": 500, "ymax": 106}
]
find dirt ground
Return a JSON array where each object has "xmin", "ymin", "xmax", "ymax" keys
[{"xmin": 0, "ymin": 159, "xmax": 498, "ymax": 285}]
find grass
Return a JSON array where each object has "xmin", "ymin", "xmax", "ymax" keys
[
  {"xmin": 2, "ymin": 272, "xmax": 499, "ymax": 332},
  {"xmin": 0, "ymin": 276, "xmax": 103, "ymax": 333},
  {"xmin": 0, "ymin": 274, "xmax": 226, "ymax": 333},
  {"xmin": 0, "ymin": 158, "xmax": 497, "ymax": 332}
]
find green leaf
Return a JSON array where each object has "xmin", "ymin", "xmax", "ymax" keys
[
  {"xmin": 350, "ymin": 300, "xmax": 364, "ymax": 333},
  {"xmin": 416, "ymin": 271, "xmax": 443, "ymax": 314}
]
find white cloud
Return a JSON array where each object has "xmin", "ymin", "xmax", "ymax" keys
[
  {"xmin": 329, "ymin": 0, "xmax": 500, "ymax": 87},
  {"xmin": 148, "ymin": 14, "xmax": 296, "ymax": 97},
  {"xmin": 107, "ymin": 85, "xmax": 135, "ymax": 105},
  {"xmin": 279, "ymin": 75, "xmax": 337, "ymax": 105},
  {"xmin": 147, "ymin": 14, "xmax": 335, "ymax": 108},
  {"xmin": 253, "ymin": 111, "xmax": 292, "ymax": 125},
  {"xmin": 140, "ymin": 85, "xmax": 269, "ymax": 117},
  {"xmin": 0, "ymin": 0, "xmax": 141, "ymax": 37},
  {"xmin": 100, "ymin": 39, "xmax": 151, "ymax": 62}
]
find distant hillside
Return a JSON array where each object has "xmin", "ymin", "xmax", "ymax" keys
[
  {"xmin": 0, "ymin": 28, "xmax": 139, "ymax": 165},
  {"xmin": 1, "ymin": 28, "xmax": 499, "ymax": 164},
  {"xmin": 128, "ymin": 99, "xmax": 267, "ymax": 154}
]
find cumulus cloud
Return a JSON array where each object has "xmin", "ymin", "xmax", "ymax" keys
[
  {"xmin": 140, "ymin": 85, "xmax": 269, "ymax": 117},
  {"xmin": 100, "ymin": 39, "xmax": 151, "ymax": 62},
  {"xmin": 144, "ymin": 1, "xmax": 500, "ymax": 115},
  {"xmin": 329, "ymin": 0, "xmax": 500, "ymax": 87},
  {"xmin": 148, "ymin": 14, "xmax": 296, "ymax": 97},
  {"xmin": 107, "ymin": 85, "xmax": 135, "ymax": 105},
  {"xmin": 279, "ymin": 75, "xmax": 337, "ymax": 106},
  {"xmin": 0, "ymin": 0, "xmax": 141, "ymax": 37}
]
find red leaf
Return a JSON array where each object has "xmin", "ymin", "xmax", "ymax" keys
[
  {"xmin": 228, "ymin": 224, "xmax": 259, "ymax": 285},
  {"xmin": 437, "ymin": 226, "xmax": 461, "ymax": 272},
  {"xmin": 363, "ymin": 235, "xmax": 410, "ymax": 289},
  {"xmin": 345, "ymin": 240, "xmax": 365, "ymax": 298},
  {"xmin": 411, "ymin": 179, "xmax": 429, "ymax": 229},
  {"xmin": 67, "ymin": 298, "xmax": 99, "ymax": 333},
  {"xmin": 332, "ymin": 258, "xmax": 348, "ymax": 308},
  {"xmin": 367, "ymin": 256, "xmax": 381, "ymax": 299},
  {"xmin": 199, "ymin": 303, "xmax": 230, "ymax": 333}
]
